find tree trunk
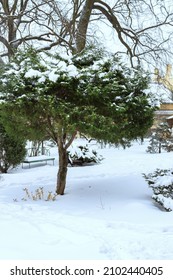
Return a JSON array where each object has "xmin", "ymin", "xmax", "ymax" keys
[
  {"xmin": 56, "ymin": 145, "xmax": 68, "ymax": 195},
  {"xmin": 159, "ymin": 143, "xmax": 161, "ymax": 153},
  {"xmin": 75, "ymin": 0, "xmax": 95, "ymax": 52},
  {"xmin": 55, "ymin": 130, "xmax": 77, "ymax": 195}
]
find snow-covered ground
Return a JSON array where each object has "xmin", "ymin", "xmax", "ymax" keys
[{"xmin": 0, "ymin": 138, "xmax": 173, "ymax": 260}]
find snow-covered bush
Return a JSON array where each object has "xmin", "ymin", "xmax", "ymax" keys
[
  {"xmin": 143, "ymin": 169, "xmax": 173, "ymax": 211},
  {"xmin": 68, "ymin": 145, "xmax": 103, "ymax": 166}
]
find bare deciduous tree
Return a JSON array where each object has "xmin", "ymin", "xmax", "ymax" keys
[
  {"xmin": 0, "ymin": 0, "xmax": 73, "ymax": 60},
  {"xmin": 0, "ymin": 0, "xmax": 173, "ymax": 66},
  {"xmin": 74, "ymin": 0, "xmax": 173, "ymax": 66}
]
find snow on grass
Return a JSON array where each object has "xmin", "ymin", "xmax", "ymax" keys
[{"xmin": 0, "ymin": 138, "xmax": 173, "ymax": 260}]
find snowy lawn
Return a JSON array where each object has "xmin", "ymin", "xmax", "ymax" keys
[{"xmin": 0, "ymin": 138, "xmax": 173, "ymax": 260}]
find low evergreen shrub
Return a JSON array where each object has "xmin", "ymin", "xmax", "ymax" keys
[
  {"xmin": 143, "ymin": 169, "xmax": 173, "ymax": 211},
  {"xmin": 0, "ymin": 124, "xmax": 26, "ymax": 173}
]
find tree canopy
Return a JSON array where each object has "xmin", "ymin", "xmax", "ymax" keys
[{"xmin": 0, "ymin": 47, "xmax": 154, "ymax": 143}]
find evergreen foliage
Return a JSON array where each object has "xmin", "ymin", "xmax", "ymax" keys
[
  {"xmin": 143, "ymin": 169, "xmax": 173, "ymax": 212},
  {"xmin": 0, "ymin": 47, "xmax": 154, "ymax": 145},
  {"xmin": 0, "ymin": 47, "xmax": 155, "ymax": 193},
  {"xmin": 146, "ymin": 122, "xmax": 173, "ymax": 153},
  {"xmin": 0, "ymin": 123, "xmax": 26, "ymax": 173}
]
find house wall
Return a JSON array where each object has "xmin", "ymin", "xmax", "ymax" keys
[
  {"xmin": 151, "ymin": 103, "xmax": 173, "ymax": 130},
  {"xmin": 160, "ymin": 103, "xmax": 173, "ymax": 110}
]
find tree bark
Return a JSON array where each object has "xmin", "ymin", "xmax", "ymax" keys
[
  {"xmin": 56, "ymin": 130, "xmax": 77, "ymax": 195},
  {"xmin": 75, "ymin": 0, "xmax": 95, "ymax": 53},
  {"xmin": 56, "ymin": 144, "xmax": 68, "ymax": 195}
]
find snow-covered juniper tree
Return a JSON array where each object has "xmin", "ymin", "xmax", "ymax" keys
[{"xmin": 0, "ymin": 47, "xmax": 155, "ymax": 195}]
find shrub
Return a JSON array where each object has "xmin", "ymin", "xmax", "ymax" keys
[
  {"xmin": 143, "ymin": 169, "xmax": 173, "ymax": 211},
  {"xmin": 146, "ymin": 122, "xmax": 173, "ymax": 153},
  {"xmin": 68, "ymin": 145, "xmax": 103, "ymax": 166},
  {"xmin": 0, "ymin": 124, "xmax": 26, "ymax": 173}
]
